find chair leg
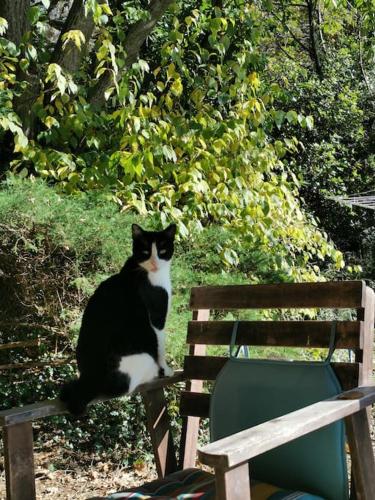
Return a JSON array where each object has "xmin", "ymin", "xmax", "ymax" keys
[
  {"xmin": 142, "ymin": 387, "xmax": 178, "ymax": 478},
  {"xmin": 3, "ymin": 422, "xmax": 36, "ymax": 500},
  {"xmin": 346, "ymin": 409, "xmax": 375, "ymax": 500},
  {"xmin": 214, "ymin": 463, "xmax": 251, "ymax": 500}
]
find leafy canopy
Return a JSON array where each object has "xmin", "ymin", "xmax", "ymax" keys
[{"xmin": 0, "ymin": 0, "xmax": 347, "ymax": 280}]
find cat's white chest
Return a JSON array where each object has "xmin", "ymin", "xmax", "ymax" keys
[{"xmin": 148, "ymin": 264, "xmax": 171, "ymax": 299}]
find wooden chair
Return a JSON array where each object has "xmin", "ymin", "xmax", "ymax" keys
[{"xmin": 1, "ymin": 281, "xmax": 375, "ymax": 500}]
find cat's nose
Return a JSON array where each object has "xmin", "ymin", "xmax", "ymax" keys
[{"xmin": 150, "ymin": 260, "xmax": 158, "ymax": 272}]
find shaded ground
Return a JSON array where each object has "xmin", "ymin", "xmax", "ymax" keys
[{"xmin": 0, "ymin": 449, "xmax": 157, "ymax": 500}]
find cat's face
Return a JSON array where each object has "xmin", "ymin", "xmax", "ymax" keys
[{"xmin": 132, "ymin": 223, "xmax": 176, "ymax": 273}]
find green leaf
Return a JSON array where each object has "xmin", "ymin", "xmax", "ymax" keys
[
  {"xmin": 133, "ymin": 116, "xmax": 141, "ymax": 133},
  {"xmin": 305, "ymin": 115, "xmax": 314, "ymax": 130},
  {"xmin": 45, "ymin": 63, "xmax": 67, "ymax": 94},
  {"xmin": 26, "ymin": 44, "xmax": 37, "ymax": 61},
  {"xmin": 104, "ymin": 86, "xmax": 115, "ymax": 100},
  {"xmin": 62, "ymin": 30, "xmax": 86, "ymax": 51},
  {"xmin": 27, "ymin": 6, "xmax": 42, "ymax": 25},
  {"xmin": 19, "ymin": 58, "xmax": 30, "ymax": 72},
  {"xmin": 14, "ymin": 130, "xmax": 28, "ymax": 150},
  {"xmin": 170, "ymin": 78, "xmax": 183, "ymax": 96},
  {"xmin": 0, "ymin": 17, "xmax": 8, "ymax": 35},
  {"xmin": 286, "ymin": 110, "xmax": 298, "ymax": 124},
  {"xmin": 274, "ymin": 110, "xmax": 285, "ymax": 129},
  {"xmin": 44, "ymin": 116, "xmax": 59, "ymax": 129}
]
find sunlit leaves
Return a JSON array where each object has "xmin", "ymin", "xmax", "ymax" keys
[
  {"xmin": 0, "ymin": 18, "xmax": 8, "ymax": 36},
  {"xmin": 0, "ymin": 0, "xmax": 347, "ymax": 281},
  {"xmin": 0, "ymin": 114, "xmax": 28, "ymax": 150},
  {"xmin": 45, "ymin": 63, "xmax": 67, "ymax": 94},
  {"xmin": 62, "ymin": 30, "xmax": 86, "ymax": 51},
  {"xmin": 85, "ymin": 0, "xmax": 112, "ymax": 25}
]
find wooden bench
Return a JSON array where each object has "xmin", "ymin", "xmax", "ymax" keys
[{"xmin": 1, "ymin": 280, "xmax": 375, "ymax": 499}]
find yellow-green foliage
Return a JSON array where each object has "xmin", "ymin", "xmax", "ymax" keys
[{"xmin": 1, "ymin": 1, "xmax": 344, "ymax": 280}]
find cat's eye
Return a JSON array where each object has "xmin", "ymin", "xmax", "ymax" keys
[
  {"xmin": 142, "ymin": 250, "xmax": 149, "ymax": 255},
  {"xmin": 159, "ymin": 249, "xmax": 167, "ymax": 255}
]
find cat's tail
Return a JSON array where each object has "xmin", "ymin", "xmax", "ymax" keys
[{"xmin": 60, "ymin": 377, "xmax": 96, "ymax": 416}]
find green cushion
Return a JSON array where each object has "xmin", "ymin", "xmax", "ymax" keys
[{"xmin": 210, "ymin": 356, "xmax": 349, "ymax": 500}]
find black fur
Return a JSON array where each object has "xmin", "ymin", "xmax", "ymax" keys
[{"xmin": 60, "ymin": 223, "xmax": 176, "ymax": 416}]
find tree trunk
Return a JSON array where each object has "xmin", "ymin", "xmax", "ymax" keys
[
  {"xmin": 52, "ymin": 0, "xmax": 107, "ymax": 73},
  {"xmin": 89, "ymin": 0, "xmax": 174, "ymax": 107},
  {"xmin": 0, "ymin": 0, "xmax": 30, "ymax": 46},
  {"xmin": 0, "ymin": 0, "xmax": 39, "ymax": 138}
]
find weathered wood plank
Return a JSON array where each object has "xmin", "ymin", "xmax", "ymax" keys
[
  {"xmin": 179, "ymin": 309, "xmax": 209, "ymax": 469},
  {"xmin": 183, "ymin": 356, "xmax": 359, "ymax": 388},
  {"xmin": 357, "ymin": 287, "xmax": 375, "ymax": 386},
  {"xmin": 3, "ymin": 422, "xmax": 36, "ymax": 500},
  {"xmin": 142, "ymin": 387, "xmax": 177, "ymax": 478},
  {"xmin": 183, "ymin": 355, "xmax": 226, "ymax": 380},
  {"xmin": 190, "ymin": 281, "xmax": 366, "ymax": 310},
  {"xmin": 0, "ymin": 370, "xmax": 185, "ymax": 426},
  {"xmin": 180, "ymin": 391, "xmax": 210, "ymax": 418},
  {"xmin": 187, "ymin": 321, "xmax": 361, "ymax": 349},
  {"xmin": 198, "ymin": 385, "xmax": 375, "ymax": 469},
  {"xmin": 346, "ymin": 409, "xmax": 375, "ymax": 500},
  {"xmin": 214, "ymin": 463, "xmax": 251, "ymax": 500}
]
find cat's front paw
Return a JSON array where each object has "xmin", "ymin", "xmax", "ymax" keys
[{"xmin": 159, "ymin": 364, "xmax": 174, "ymax": 377}]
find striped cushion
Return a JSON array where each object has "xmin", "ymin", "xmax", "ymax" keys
[{"xmin": 106, "ymin": 468, "xmax": 324, "ymax": 500}]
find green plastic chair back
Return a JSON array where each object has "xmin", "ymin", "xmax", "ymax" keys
[{"xmin": 210, "ymin": 321, "xmax": 348, "ymax": 500}]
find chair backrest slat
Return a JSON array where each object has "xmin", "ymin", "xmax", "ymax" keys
[
  {"xmin": 190, "ymin": 281, "xmax": 366, "ymax": 310},
  {"xmin": 187, "ymin": 320, "xmax": 361, "ymax": 349}
]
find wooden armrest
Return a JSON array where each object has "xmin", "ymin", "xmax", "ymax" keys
[
  {"xmin": 0, "ymin": 370, "xmax": 185, "ymax": 426},
  {"xmin": 198, "ymin": 385, "xmax": 375, "ymax": 469}
]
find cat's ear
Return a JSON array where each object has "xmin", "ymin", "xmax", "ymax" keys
[
  {"xmin": 132, "ymin": 224, "xmax": 144, "ymax": 239},
  {"xmin": 164, "ymin": 223, "xmax": 177, "ymax": 240}
]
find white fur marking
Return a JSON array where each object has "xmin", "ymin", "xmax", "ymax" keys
[
  {"xmin": 151, "ymin": 244, "xmax": 171, "ymax": 292},
  {"xmin": 138, "ymin": 243, "xmax": 173, "ymax": 377},
  {"xmin": 153, "ymin": 327, "xmax": 173, "ymax": 376},
  {"xmin": 118, "ymin": 353, "xmax": 159, "ymax": 393}
]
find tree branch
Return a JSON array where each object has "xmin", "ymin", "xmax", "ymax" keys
[
  {"xmin": 270, "ymin": 9, "xmax": 310, "ymax": 53},
  {"xmin": 89, "ymin": 0, "xmax": 174, "ymax": 107}
]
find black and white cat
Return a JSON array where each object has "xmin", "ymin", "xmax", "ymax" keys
[{"xmin": 60, "ymin": 223, "xmax": 176, "ymax": 415}]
